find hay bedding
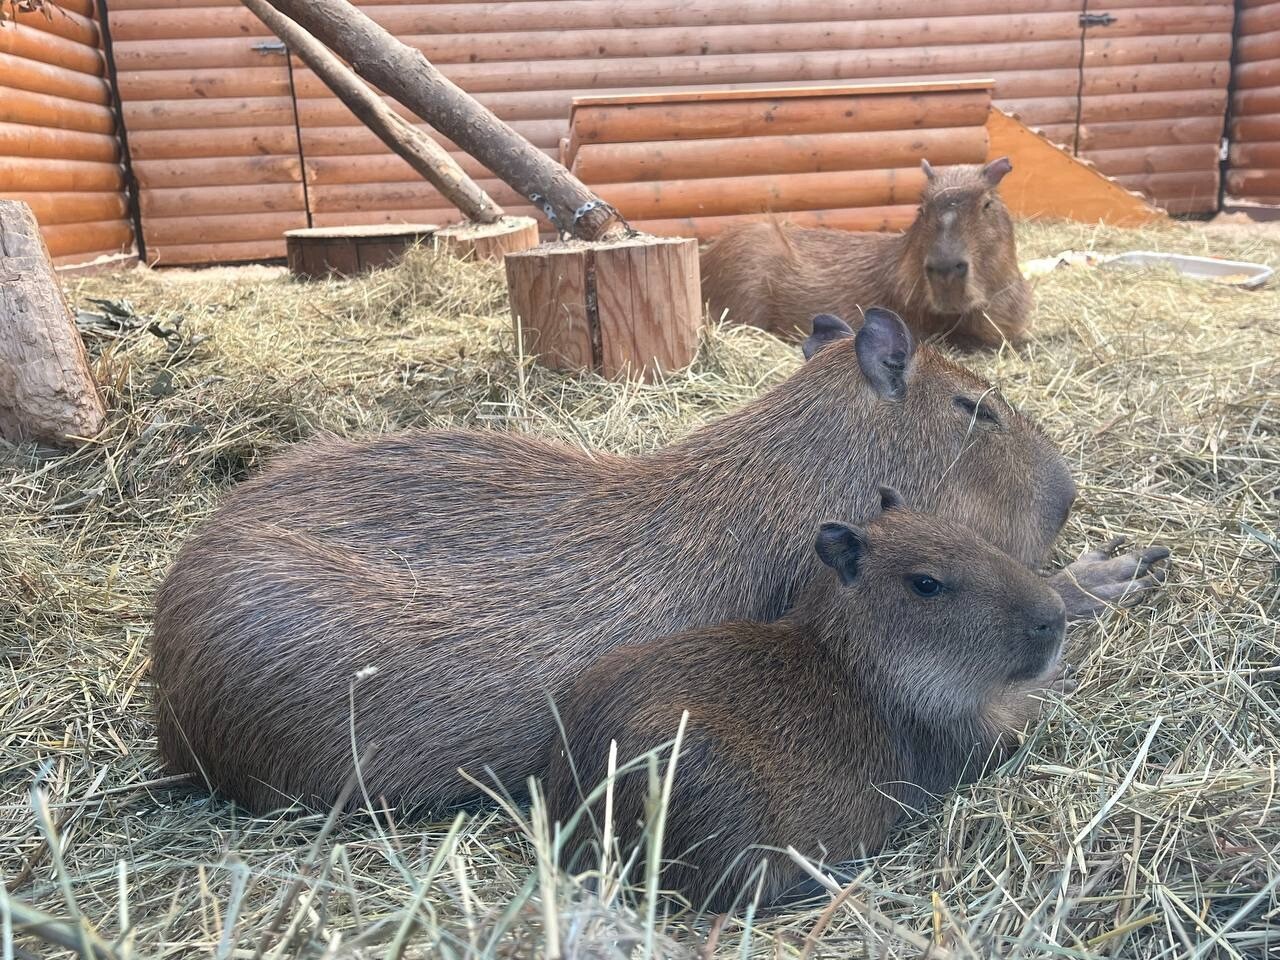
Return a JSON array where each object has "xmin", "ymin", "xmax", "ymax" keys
[{"xmin": 0, "ymin": 220, "xmax": 1276, "ymax": 959}]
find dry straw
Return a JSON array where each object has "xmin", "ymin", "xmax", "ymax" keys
[{"xmin": 2, "ymin": 219, "xmax": 1277, "ymax": 958}]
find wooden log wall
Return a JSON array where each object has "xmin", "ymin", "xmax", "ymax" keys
[
  {"xmin": 565, "ymin": 83, "xmax": 992, "ymax": 239},
  {"xmin": 1074, "ymin": 0, "xmax": 1234, "ymax": 216},
  {"xmin": 106, "ymin": 0, "xmax": 308, "ymax": 264},
  {"xmin": 1227, "ymin": 0, "xmax": 1280, "ymax": 204},
  {"xmin": 103, "ymin": 0, "xmax": 1237, "ymax": 264},
  {"xmin": 0, "ymin": 0, "xmax": 135, "ymax": 265}
]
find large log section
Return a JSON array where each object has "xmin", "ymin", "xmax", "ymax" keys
[
  {"xmin": 0, "ymin": 200, "xmax": 106, "ymax": 444},
  {"xmin": 260, "ymin": 0, "xmax": 699, "ymax": 381},
  {"xmin": 1227, "ymin": 0, "xmax": 1280, "ymax": 205}
]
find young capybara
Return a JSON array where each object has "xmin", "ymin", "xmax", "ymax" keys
[
  {"xmin": 700, "ymin": 158, "xmax": 1031, "ymax": 348},
  {"xmin": 545, "ymin": 488, "xmax": 1072, "ymax": 911},
  {"xmin": 151, "ymin": 309, "xmax": 1163, "ymax": 814}
]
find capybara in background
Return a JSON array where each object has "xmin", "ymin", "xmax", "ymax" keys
[
  {"xmin": 151, "ymin": 309, "xmax": 1161, "ymax": 814},
  {"xmin": 700, "ymin": 158, "xmax": 1031, "ymax": 348},
  {"xmin": 545, "ymin": 489, "xmax": 1073, "ymax": 911}
]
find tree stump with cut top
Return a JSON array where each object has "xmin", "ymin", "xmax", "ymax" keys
[
  {"xmin": 505, "ymin": 234, "xmax": 701, "ymax": 382},
  {"xmin": 433, "ymin": 216, "xmax": 540, "ymax": 262}
]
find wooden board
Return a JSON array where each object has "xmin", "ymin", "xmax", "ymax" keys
[{"xmin": 986, "ymin": 108, "xmax": 1165, "ymax": 225}]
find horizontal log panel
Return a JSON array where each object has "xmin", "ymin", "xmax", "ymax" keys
[
  {"xmin": 1226, "ymin": 169, "xmax": 1280, "ymax": 197},
  {"xmin": 592, "ymin": 167, "xmax": 929, "ymax": 220},
  {"xmin": 1081, "ymin": 6, "xmax": 1234, "ymax": 36},
  {"xmin": 122, "ymin": 96, "xmax": 298, "ymax": 131},
  {"xmin": 433, "ymin": 44, "xmax": 1083, "ymax": 95},
  {"xmin": 147, "ymin": 239, "xmax": 288, "ymax": 266},
  {"xmin": 307, "ymin": 179, "xmax": 528, "ymax": 213},
  {"xmin": 104, "ymin": 1, "xmax": 1095, "ymax": 39},
  {"xmin": 6, "ymin": 191, "xmax": 129, "ymax": 225},
  {"xmin": 294, "ymin": 75, "xmax": 1075, "ymax": 126},
  {"xmin": 305, "ymin": 15, "xmax": 1096, "ymax": 66},
  {"xmin": 0, "ymin": 122, "xmax": 119, "ymax": 162},
  {"xmin": 1237, "ymin": 30, "xmax": 1280, "ymax": 65},
  {"xmin": 126, "ymin": 125, "xmax": 301, "ymax": 159},
  {"xmin": 1085, "ymin": 144, "xmax": 1222, "ymax": 176},
  {"xmin": 138, "ymin": 182, "xmax": 306, "ymax": 217},
  {"xmin": 132, "ymin": 155, "xmax": 303, "ymax": 187},
  {"xmin": 0, "ymin": 157, "xmax": 124, "ymax": 192},
  {"xmin": 303, "ymin": 149, "xmax": 556, "ymax": 185},
  {"xmin": 1241, "ymin": 5, "xmax": 1280, "ymax": 35},
  {"xmin": 1236, "ymin": 59, "xmax": 1280, "ymax": 91},
  {"xmin": 300, "ymin": 119, "xmax": 566, "ymax": 155},
  {"xmin": 41, "ymin": 220, "xmax": 135, "ymax": 260},
  {"xmin": 142, "ymin": 211, "xmax": 306, "ymax": 245},
  {"xmin": 108, "ymin": 8, "xmax": 270, "ymax": 42},
  {"xmin": 7, "ymin": 4, "xmax": 100, "ymax": 47},
  {"xmin": 1228, "ymin": 142, "xmax": 1280, "ymax": 169},
  {"xmin": 1083, "ymin": 33, "xmax": 1232, "ymax": 68},
  {"xmin": 570, "ymin": 90, "xmax": 991, "ymax": 145},
  {"xmin": 1228, "ymin": 114, "xmax": 1280, "ymax": 142},
  {"xmin": 115, "ymin": 66, "xmax": 292, "ymax": 101},
  {"xmin": 636, "ymin": 206, "xmax": 918, "ymax": 241},
  {"xmin": 1112, "ymin": 171, "xmax": 1219, "ymax": 205},
  {"xmin": 1077, "ymin": 116, "xmax": 1225, "ymax": 151},
  {"xmin": 0, "ymin": 51, "xmax": 113, "ymax": 105},
  {"xmin": 111, "ymin": 37, "xmax": 283, "ymax": 71},
  {"xmin": 1240, "ymin": 0, "xmax": 1280, "ymax": 8},
  {"xmin": 1078, "ymin": 89, "xmax": 1227, "ymax": 123},
  {"xmin": 1232, "ymin": 89, "xmax": 1280, "ymax": 117},
  {"xmin": 0, "ymin": 85, "xmax": 117, "ymax": 134},
  {"xmin": 0, "ymin": 21, "xmax": 105, "ymax": 75},
  {"xmin": 572, "ymin": 126, "xmax": 988, "ymax": 183},
  {"xmin": 997, "ymin": 98, "xmax": 1081, "ymax": 127},
  {"xmin": 1080, "ymin": 61, "xmax": 1230, "ymax": 96}
]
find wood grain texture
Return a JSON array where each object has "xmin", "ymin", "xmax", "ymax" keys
[
  {"xmin": 505, "ymin": 245, "xmax": 595, "ymax": 373},
  {"xmin": 433, "ymin": 217, "xmax": 540, "ymax": 261},
  {"xmin": 0, "ymin": 200, "xmax": 107, "ymax": 444}
]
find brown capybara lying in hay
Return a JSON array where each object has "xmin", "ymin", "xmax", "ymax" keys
[
  {"xmin": 546, "ymin": 488, "xmax": 1073, "ymax": 911},
  {"xmin": 150, "ymin": 309, "xmax": 1166, "ymax": 813},
  {"xmin": 700, "ymin": 158, "xmax": 1031, "ymax": 348}
]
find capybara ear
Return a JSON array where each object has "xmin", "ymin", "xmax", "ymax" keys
[
  {"xmin": 816, "ymin": 522, "xmax": 867, "ymax": 586},
  {"xmin": 983, "ymin": 156, "xmax": 1013, "ymax": 187},
  {"xmin": 921, "ymin": 158, "xmax": 937, "ymax": 180},
  {"xmin": 877, "ymin": 485, "xmax": 905, "ymax": 513},
  {"xmin": 802, "ymin": 313, "xmax": 855, "ymax": 360},
  {"xmin": 854, "ymin": 307, "xmax": 914, "ymax": 400}
]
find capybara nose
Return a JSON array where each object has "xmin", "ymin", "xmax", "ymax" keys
[
  {"xmin": 926, "ymin": 258, "xmax": 969, "ymax": 279},
  {"xmin": 1029, "ymin": 607, "xmax": 1067, "ymax": 646}
]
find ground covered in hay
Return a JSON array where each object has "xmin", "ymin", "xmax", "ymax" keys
[{"xmin": 2, "ymin": 220, "xmax": 1277, "ymax": 959}]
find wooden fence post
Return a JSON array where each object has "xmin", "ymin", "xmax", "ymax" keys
[{"xmin": 1, "ymin": 200, "xmax": 106, "ymax": 445}]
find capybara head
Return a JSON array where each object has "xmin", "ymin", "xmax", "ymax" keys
[
  {"xmin": 812, "ymin": 486, "xmax": 1067, "ymax": 719},
  {"xmin": 801, "ymin": 308, "xmax": 1075, "ymax": 569},
  {"xmin": 904, "ymin": 157, "xmax": 1019, "ymax": 316}
]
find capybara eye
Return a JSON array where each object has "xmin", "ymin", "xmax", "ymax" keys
[
  {"xmin": 955, "ymin": 396, "xmax": 999, "ymax": 426},
  {"xmin": 909, "ymin": 575, "xmax": 944, "ymax": 597}
]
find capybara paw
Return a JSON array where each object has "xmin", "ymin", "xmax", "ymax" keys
[
  {"xmin": 1049, "ymin": 537, "xmax": 1171, "ymax": 621},
  {"xmin": 1040, "ymin": 660, "xmax": 1078, "ymax": 696}
]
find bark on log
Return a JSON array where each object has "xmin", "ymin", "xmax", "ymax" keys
[
  {"xmin": 240, "ymin": 0, "xmax": 503, "ymax": 223},
  {"xmin": 262, "ymin": 0, "xmax": 627, "ymax": 241},
  {"xmin": 0, "ymin": 200, "xmax": 106, "ymax": 445}
]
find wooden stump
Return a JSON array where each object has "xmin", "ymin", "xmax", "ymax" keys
[
  {"xmin": 433, "ymin": 216, "xmax": 540, "ymax": 262},
  {"xmin": 0, "ymin": 200, "xmax": 106, "ymax": 445},
  {"xmin": 505, "ymin": 235, "xmax": 701, "ymax": 381},
  {"xmin": 285, "ymin": 224, "xmax": 439, "ymax": 279}
]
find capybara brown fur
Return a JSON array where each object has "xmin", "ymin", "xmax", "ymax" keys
[
  {"xmin": 151, "ymin": 308, "xmax": 1160, "ymax": 815},
  {"xmin": 545, "ymin": 489, "xmax": 1072, "ymax": 911},
  {"xmin": 700, "ymin": 158, "xmax": 1031, "ymax": 348}
]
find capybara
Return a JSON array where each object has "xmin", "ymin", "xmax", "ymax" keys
[
  {"xmin": 151, "ymin": 309, "xmax": 1161, "ymax": 813},
  {"xmin": 700, "ymin": 158, "xmax": 1031, "ymax": 348},
  {"xmin": 545, "ymin": 488, "xmax": 1073, "ymax": 911}
]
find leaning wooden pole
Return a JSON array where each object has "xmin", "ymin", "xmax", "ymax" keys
[
  {"xmin": 262, "ymin": 0, "xmax": 628, "ymax": 242},
  {"xmin": 241, "ymin": 0, "xmax": 502, "ymax": 225}
]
